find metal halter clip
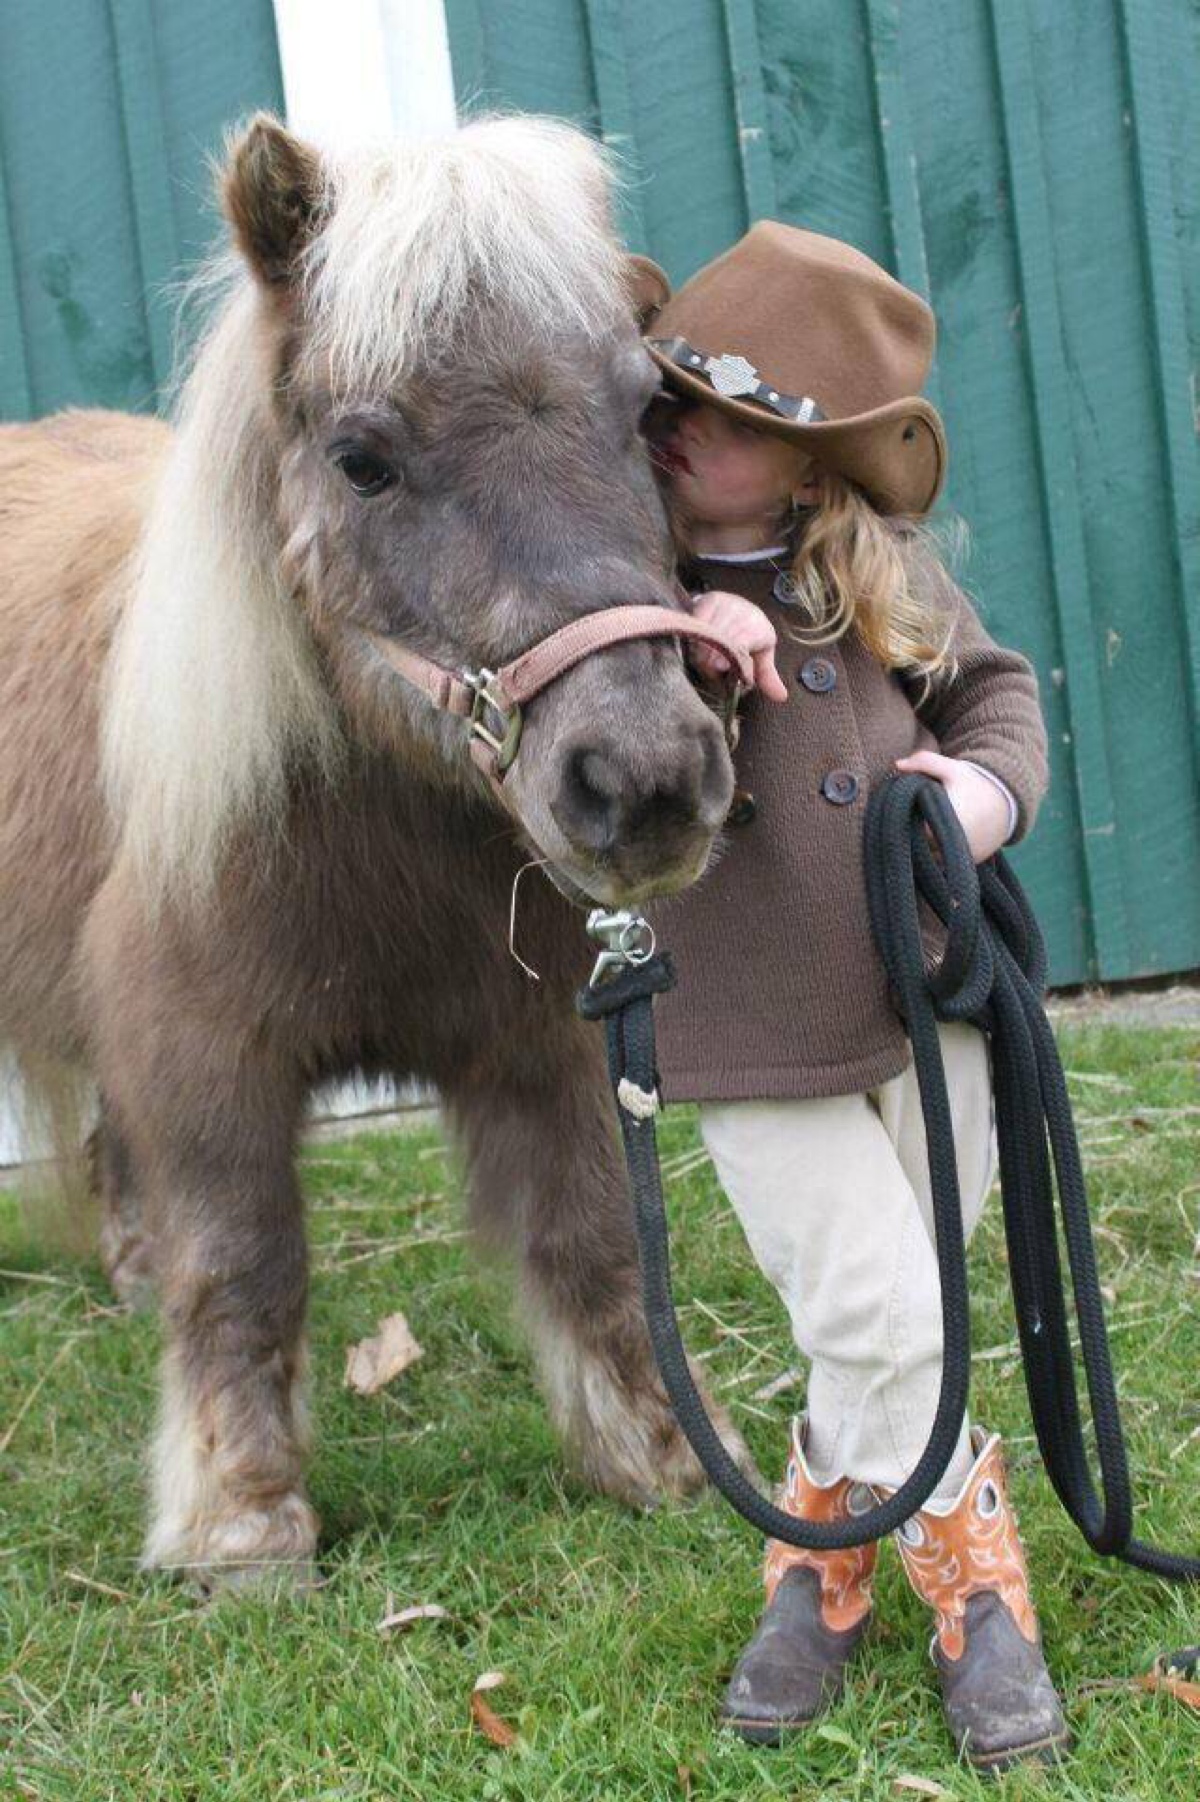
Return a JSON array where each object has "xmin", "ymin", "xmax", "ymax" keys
[
  {"xmin": 585, "ymin": 907, "xmax": 657, "ymax": 989},
  {"xmin": 462, "ymin": 667, "xmax": 524, "ymax": 773}
]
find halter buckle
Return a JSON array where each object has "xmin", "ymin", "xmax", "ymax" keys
[{"xmin": 463, "ymin": 667, "xmax": 523, "ymax": 773}]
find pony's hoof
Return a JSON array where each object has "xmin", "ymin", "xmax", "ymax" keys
[
  {"xmin": 143, "ymin": 1490, "xmax": 319, "ymax": 1594},
  {"xmin": 194, "ymin": 1557, "xmax": 323, "ymax": 1601},
  {"xmin": 650, "ymin": 1384, "xmax": 758, "ymax": 1503},
  {"xmin": 565, "ymin": 1349, "xmax": 757, "ymax": 1507}
]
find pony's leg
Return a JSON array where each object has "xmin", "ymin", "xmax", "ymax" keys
[
  {"xmin": 100, "ymin": 1050, "xmax": 316, "ymax": 1587},
  {"xmin": 90, "ymin": 1104, "xmax": 155, "ymax": 1307},
  {"xmin": 145, "ymin": 1131, "xmax": 316, "ymax": 1588},
  {"xmin": 444, "ymin": 1063, "xmax": 751, "ymax": 1506}
]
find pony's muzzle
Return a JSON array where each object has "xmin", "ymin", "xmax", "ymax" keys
[{"xmin": 548, "ymin": 711, "xmax": 733, "ymax": 897}]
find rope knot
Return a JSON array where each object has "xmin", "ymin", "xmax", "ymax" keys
[{"xmin": 617, "ymin": 1076, "xmax": 660, "ymax": 1120}]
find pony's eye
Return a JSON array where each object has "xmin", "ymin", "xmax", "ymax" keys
[{"xmin": 332, "ymin": 446, "xmax": 396, "ymax": 497}]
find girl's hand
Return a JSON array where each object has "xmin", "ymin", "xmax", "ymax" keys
[
  {"xmin": 685, "ymin": 590, "xmax": 789, "ymax": 703},
  {"xmin": 894, "ymin": 750, "xmax": 1012, "ymax": 863}
]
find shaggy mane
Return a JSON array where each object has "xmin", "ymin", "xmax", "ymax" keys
[{"xmin": 304, "ymin": 114, "xmax": 627, "ymax": 395}]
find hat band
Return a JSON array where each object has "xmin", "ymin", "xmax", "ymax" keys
[{"xmin": 649, "ymin": 337, "xmax": 827, "ymax": 424}]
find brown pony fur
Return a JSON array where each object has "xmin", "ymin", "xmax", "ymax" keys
[{"xmin": 0, "ymin": 115, "xmax": 746, "ymax": 1582}]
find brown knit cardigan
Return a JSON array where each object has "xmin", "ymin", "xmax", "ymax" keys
[{"xmin": 645, "ymin": 550, "xmax": 1049, "ymax": 1103}]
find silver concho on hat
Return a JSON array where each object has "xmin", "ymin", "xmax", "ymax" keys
[{"xmin": 704, "ymin": 353, "xmax": 760, "ymax": 398}]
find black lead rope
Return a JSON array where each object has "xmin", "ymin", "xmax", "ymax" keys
[{"xmin": 576, "ymin": 773, "xmax": 1200, "ymax": 1575}]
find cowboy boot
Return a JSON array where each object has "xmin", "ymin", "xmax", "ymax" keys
[
  {"xmin": 719, "ymin": 1416, "xmax": 877, "ymax": 1744},
  {"xmin": 888, "ymin": 1428, "xmax": 1071, "ymax": 1773}
]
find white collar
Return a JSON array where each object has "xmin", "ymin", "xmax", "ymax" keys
[{"xmin": 693, "ymin": 544, "xmax": 789, "ymax": 565}]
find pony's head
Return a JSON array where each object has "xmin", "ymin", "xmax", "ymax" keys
[{"xmin": 104, "ymin": 114, "xmax": 735, "ymax": 906}]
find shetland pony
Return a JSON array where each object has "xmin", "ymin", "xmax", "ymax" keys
[{"xmin": 0, "ymin": 114, "xmax": 745, "ymax": 1583}]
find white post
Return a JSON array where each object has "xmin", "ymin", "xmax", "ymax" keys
[
  {"xmin": 378, "ymin": 0, "xmax": 458, "ymax": 139},
  {"xmin": 272, "ymin": 0, "xmax": 458, "ymax": 148}
]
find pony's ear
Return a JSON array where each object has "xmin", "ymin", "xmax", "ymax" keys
[
  {"xmin": 222, "ymin": 113, "xmax": 325, "ymax": 288},
  {"xmin": 623, "ymin": 254, "xmax": 671, "ymax": 330}
]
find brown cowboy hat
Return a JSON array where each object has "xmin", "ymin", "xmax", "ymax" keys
[{"xmin": 626, "ymin": 222, "xmax": 947, "ymax": 517}]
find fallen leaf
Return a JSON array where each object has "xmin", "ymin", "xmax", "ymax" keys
[
  {"xmin": 1145, "ymin": 1661, "xmax": 1200, "ymax": 1711},
  {"xmin": 893, "ymin": 1778, "xmax": 949, "ymax": 1798},
  {"xmin": 377, "ymin": 1602, "xmax": 449, "ymax": 1634},
  {"xmin": 344, "ymin": 1312, "xmax": 423, "ymax": 1395},
  {"xmin": 1078, "ymin": 1662, "xmax": 1200, "ymax": 1713},
  {"xmin": 470, "ymin": 1675, "xmax": 517, "ymax": 1750}
]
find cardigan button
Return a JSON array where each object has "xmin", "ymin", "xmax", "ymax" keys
[
  {"xmin": 821, "ymin": 769, "xmax": 860, "ymax": 806},
  {"xmin": 799, "ymin": 655, "xmax": 837, "ymax": 693},
  {"xmin": 773, "ymin": 570, "xmax": 800, "ymax": 605},
  {"xmin": 726, "ymin": 786, "xmax": 757, "ymax": 826}
]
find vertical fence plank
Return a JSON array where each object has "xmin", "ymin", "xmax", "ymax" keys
[
  {"xmin": 860, "ymin": 0, "xmax": 927, "ymax": 294},
  {"xmin": 582, "ymin": 0, "xmax": 647, "ymax": 247},
  {"xmin": 755, "ymin": 0, "xmax": 893, "ymax": 266},
  {"xmin": 108, "ymin": 0, "xmax": 180, "ymax": 396},
  {"xmin": 1116, "ymin": 0, "xmax": 1200, "ymax": 776},
  {"xmin": 0, "ymin": 152, "xmax": 33, "ymax": 418},
  {"xmin": 0, "ymin": 9, "xmax": 37, "ymax": 417},
  {"xmin": 988, "ymin": 0, "xmax": 1130, "ymax": 978},
  {"xmin": 860, "ymin": 0, "xmax": 944, "ymax": 416},
  {"xmin": 719, "ymin": 0, "xmax": 777, "ymax": 224}
]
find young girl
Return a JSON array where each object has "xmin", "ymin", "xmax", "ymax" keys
[{"xmin": 631, "ymin": 224, "xmax": 1068, "ymax": 1772}]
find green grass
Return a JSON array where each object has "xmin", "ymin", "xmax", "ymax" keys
[{"xmin": 2, "ymin": 1024, "xmax": 1198, "ymax": 1800}]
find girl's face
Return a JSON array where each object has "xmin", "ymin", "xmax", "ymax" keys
[{"xmin": 646, "ymin": 394, "xmax": 817, "ymax": 532}]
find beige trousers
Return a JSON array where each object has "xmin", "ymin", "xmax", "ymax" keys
[{"xmin": 698, "ymin": 1023, "xmax": 997, "ymax": 1499}]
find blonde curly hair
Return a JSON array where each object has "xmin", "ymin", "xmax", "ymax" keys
[{"xmin": 780, "ymin": 469, "xmax": 965, "ymax": 687}]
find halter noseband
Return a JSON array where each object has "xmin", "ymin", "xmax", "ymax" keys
[{"xmin": 365, "ymin": 601, "xmax": 754, "ymax": 804}]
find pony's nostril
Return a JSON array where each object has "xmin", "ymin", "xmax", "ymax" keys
[
  {"xmin": 627, "ymin": 740, "xmax": 706, "ymax": 836},
  {"xmin": 554, "ymin": 745, "xmax": 621, "ymax": 852}
]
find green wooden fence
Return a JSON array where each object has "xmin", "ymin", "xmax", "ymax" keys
[
  {"xmin": 0, "ymin": 0, "xmax": 283, "ymax": 419},
  {"xmin": 2, "ymin": 1, "xmax": 1197, "ymax": 986}
]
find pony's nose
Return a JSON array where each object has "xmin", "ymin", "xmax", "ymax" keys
[{"xmin": 550, "ymin": 716, "xmax": 731, "ymax": 859}]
